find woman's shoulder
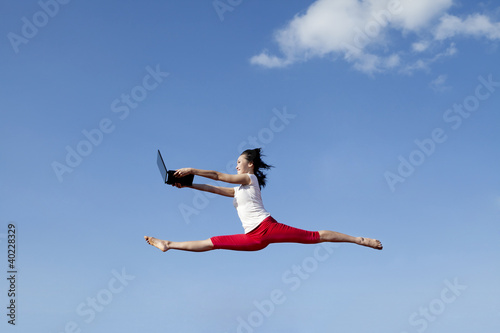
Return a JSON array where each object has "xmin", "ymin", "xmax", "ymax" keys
[
  {"xmin": 247, "ymin": 173, "xmax": 257, "ymax": 181},
  {"xmin": 247, "ymin": 173, "xmax": 262, "ymax": 188},
  {"xmin": 235, "ymin": 174, "xmax": 255, "ymax": 188}
]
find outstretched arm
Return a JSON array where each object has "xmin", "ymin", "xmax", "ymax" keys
[
  {"xmin": 188, "ymin": 184, "xmax": 234, "ymax": 197},
  {"xmin": 174, "ymin": 168, "xmax": 250, "ymax": 185}
]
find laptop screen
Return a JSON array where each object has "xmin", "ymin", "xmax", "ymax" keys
[{"xmin": 157, "ymin": 150, "xmax": 167, "ymax": 183}]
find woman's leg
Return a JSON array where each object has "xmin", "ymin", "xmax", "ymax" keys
[
  {"xmin": 144, "ymin": 225, "xmax": 383, "ymax": 253},
  {"xmin": 318, "ymin": 230, "xmax": 383, "ymax": 250},
  {"xmin": 260, "ymin": 217, "xmax": 383, "ymax": 250},
  {"xmin": 145, "ymin": 231, "xmax": 265, "ymax": 253},
  {"xmin": 210, "ymin": 233, "xmax": 265, "ymax": 251},
  {"xmin": 144, "ymin": 236, "xmax": 214, "ymax": 252}
]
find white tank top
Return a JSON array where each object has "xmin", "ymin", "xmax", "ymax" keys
[{"xmin": 233, "ymin": 174, "xmax": 271, "ymax": 233}]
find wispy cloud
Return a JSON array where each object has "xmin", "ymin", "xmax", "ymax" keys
[
  {"xmin": 412, "ymin": 40, "xmax": 431, "ymax": 53},
  {"xmin": 400, "ymin": 42, "xmax": 457, "ymax": 75},
  {"xmin": 434, "ymin": 13, "xmax": 500, "ymax": 40},
  {"xmin": 250, "ymin": 0, "xmax": 500, "ymax": 74},
  {"xmin": 429, "ymin": 74, "xmax": 451, "ymax": 92}
]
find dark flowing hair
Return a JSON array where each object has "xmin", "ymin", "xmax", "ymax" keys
[{"xmin": 241, "ymin": 148, "xmax": 273, "ymax": 189}]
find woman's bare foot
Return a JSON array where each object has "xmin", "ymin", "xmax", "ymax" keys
[
  {"xmin": 144, "ymin": 236, "xmax": 170, "ymax": 252},
  {"xmin": 357, "ymin": 237, "xmax": 383, "ymax": 250}
]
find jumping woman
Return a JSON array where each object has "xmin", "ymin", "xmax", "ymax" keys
[{"xmin": 144, "ymin": 148, "xmax": 383, "ymax": 253}]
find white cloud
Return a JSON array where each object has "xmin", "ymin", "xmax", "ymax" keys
[
  {"xmin": 385, "ymin": 53, "xmax": 401, "ymax": 67},
  {"xmin": 400, "ymin": 59, "xmax": 428, "ymax": 75},
  {"xmin": 429, "ymin": 74, "xmax": 451, "ymax": 92},
  {"xmin": 434, "ymin": 13, "xmax": 500, "ymax": 40},
  {"xmin": 400, "ymin": 42, "xmax": 457, "ymax": 75},
  {"xmin": 392, "ymin": 0, "xmax": 453, "ymax": 31},
  {"xmin": 250, "ymin": 0, "xmax": 405, "ymax": 72},
  {"xmin": 250, "ymin": 0, "xmax": 500, "ymax": 74},
  {"xmin": 350, "ymin": 53, "xmax": 401, "ymax": 74},
  {"xmin": 412, "ymin": 40, "xmax": 431, "ymax": 52},
  {"xmin": 352, "ymin": 53, "xmax": 382, "ymax": 74},
  {"xmin": 250, "ymin": 51, "xmax": 292, "ymax": 68}
]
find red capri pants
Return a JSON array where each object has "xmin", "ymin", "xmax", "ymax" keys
[{"xmin": 211, "ymin": 216, "xmax": 320, "ymax": 251}]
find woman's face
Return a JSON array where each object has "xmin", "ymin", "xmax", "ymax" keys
[{"xmin": 236, "ymin": 154, "xmax": 254, "ymax": 174}]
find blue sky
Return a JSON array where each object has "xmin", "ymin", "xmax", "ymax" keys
[{"xmin": 1, "ymin": 0, "xmax": 499, "ymax": 332}]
